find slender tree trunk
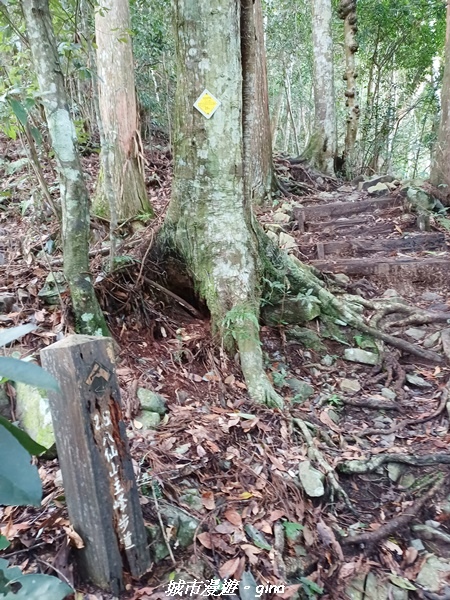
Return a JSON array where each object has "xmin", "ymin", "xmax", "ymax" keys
[
  {"xmin": 164, "ymin": 0, "xmax": 282, "ymax": 407},
  {"xmin": 271, "ymin": 92, "xmax": 283, "ymax": 145},
  {"xmin": 430, "ymin": 0, "xmax": 450, "ymax": 198},
  {"xmin": 93, "ymin": 0, "xmax": 151, "ymax": 220},
  {"xmin": 304, "ymin": 0, "xmax": 336, "ymax": 175},
  {"xmin": 284, "ymin": 72, "xmax": 300, "ymax": 156},
  {"xmin": 339, "ymin": 0, "xmax": 359, "ymax": 175},
  {"xmin": 21, "ymin": 0, "xmax": 108, "ymax": 336},
  {"xmin": 241, "ymin": 0, "xmax": 274, "ymax": 204}
]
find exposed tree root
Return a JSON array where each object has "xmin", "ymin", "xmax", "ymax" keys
[
  {"xmin": 349, "ymin": 297, "xmax": 450, "ymax": 329},
  {"xmin": 229, "ymin": 310, "xmax": 284, "ymax": 409},
  {"xmin": 292, "ymin": 417, "xmax": 356, "ymax": 514},
  {"xmin": 340, "ymin": 397, "xmax": 399, "ymax": 410},
  {"xmin": 364, "ymin": 351, "xmax": 406, "ymax": 399},
  {"xmin": 346, "ymin": 384, "xmax": 449, "ymax": 438},
  {"xmin": 258, "ymin": 233, "xmax": 444, "ymax": 363},
  {"xmin": 341, "ymin": 475, "xmax": 444, "ymax": 546},
  {"xmin": 338, "ymin": 452, "xmax": 450, "ymax": 474}
]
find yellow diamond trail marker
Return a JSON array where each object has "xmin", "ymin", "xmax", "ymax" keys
[{"xmin": 194, "ymin": 89, "xmax": 221, "ymax": 119}]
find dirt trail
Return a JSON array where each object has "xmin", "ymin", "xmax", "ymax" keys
[{"xmin": 1, "ymin": 138, "xmax": 450, "ymax": 599}]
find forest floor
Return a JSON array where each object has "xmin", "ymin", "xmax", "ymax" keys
[{"xmin": 1, "ymin": 132, "xmax": 450, "ymax": 600}]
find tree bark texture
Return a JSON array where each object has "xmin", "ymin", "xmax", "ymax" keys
[
  {"xmin": 430, "ymin": 0, "xmax": 450, "ymax": 197},
  {"xmin": 241, "ymin": 0, "xmax": 274, "ymax": 204},
  {"xmin": 94, "ymin": 0, "xmax": 151, "ymax": 220},
  {"xmin": 339, "ymin": 0, "xmax": 359, "ymax": 173},
  {"xmin": 165, "ymin": 0, "xmax": 282, "ymax": 407},
  {"xmin": 21, "ymin": 0, "xmax": 108, "ymax": 336},
  {"xmin": 306, "ymin": 0, "xmax": 336, "ymax": 175}
]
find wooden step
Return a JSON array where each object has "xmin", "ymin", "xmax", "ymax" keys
[
  {"xmin": 310, "ymin": 256, "xmax": 450, "ymax": 286},
  {"xmin": 299, "ymin": 233, "xmax": 446, "ymax": 260},
  {"xmin": 294, "ymin": 196, "xmax": 402, "ymax": 231}
]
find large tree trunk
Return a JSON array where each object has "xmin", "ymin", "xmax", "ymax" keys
[
  {"xmin": 430, "ymin": 0, "xmax": 450, "ymax": 198},
  {"xmin": 339, "ymin": 0, "xmax": 359, "ymax": 175},
  {"xmin": 22, "ymin": 0, "xmax": 108, "ymax": 336},
  {"xmin": 303, "ymin": 0, "xmax": 336, "ymax": 175},
  {"xmin": 164, "ymin": 0, "xmax": 282, "ymax": 407},
  {"xmin": 93, "ymin": 0, "xmax": 151, "ymax": 220},
  {"xmin": 241, "ymin": 0, "xmax": 274, "ymax": 205}
]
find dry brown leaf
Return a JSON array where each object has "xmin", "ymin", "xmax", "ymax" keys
[
  {"xmin": 224, "ymin": 509, "xmax": 242, "ymax": 528},
  {"xmin": 267, "ymin": 454, "xmax": 287, "ymax": 471},
  {"xmin": 63, "ymin": 526, "xmax": 85, "ymax": 549},
  {"xmin": 205, "ymin": 440, "xmax": 220, "ymax": 453},
  {"xmin": 197, "ymin": 532, "xmax": 213, "ymax": 549},
  {"xmin": 240, "ymin": 543, "xmax": 262, "ymax": 565},
  {"xmin": 196, "ymin": 444, "xmax": 206, "ymax": 457},
  {"xmin": 269, "ymin": 509, "xmax": 286, "ymax": 522},
  {"xmin": 215, "ymin": 522, "xmax": 237, "ymax": 534},
  {"xmin": 319, "ymin": 409, "xmax": 342, "ymax": 433},
  {"xmin": 404, "ymin": 546, "xmax": 418, "ymax": 566},
  {"xmin": 218, "ymin": 557, "xmax": 240, "ymax": 579},
  {"xmin": 202, "ymin": 491, "xmax": 216, "ymax": 510},
  {"xmin": 234, "ymin": 381, "xmax": 247, "ymax": 389},
  {"xmin": 339, "ymin": 561, "xmax": 360, "ymax": 579},
  {"xmin": 257, "ymin": 520, "xmax": 273, "ymax": 535}
]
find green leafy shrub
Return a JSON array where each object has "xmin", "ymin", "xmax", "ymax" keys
[{"xmin": 0, "ymin": 324, "xmax": 72, "ymax": 600}]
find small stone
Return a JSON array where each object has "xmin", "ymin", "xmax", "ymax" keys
[
  {"xmin": 137, "ymin": 388, "xmax": 167, "ymax": 414},
  {"xmin": 381, "ymin": 388, "xmax": 397, "ymax": 401},
  {"xmin": 399, "ymin": 472, "xmax": 415, "ymax": 488},
  {"xmin": 416, "ymin": 555, "xmax": 450, "ymax": 592},
  {"xmin": 333, "ymin": 273, "xmax": 350, "ymax": 285},
  {"xmin": 318, "ymin": 192, "xmax": 335, "ymax": 200},
  {"xmin": 298, "ymin": 460, "xmax": 324, "ymax": 497},
  {"xmin": 344, "ymin": 348, "xmax": 379, "ymax": 365},
  {"xmin": 361, "ymin": 175, "xmax": 395, "ymax": 190},
  {"xmin": 265, "ymin": 223, "xmax": 283, "ymax": 232},
  {"xmin": 339, "ymin": 378, "xmax": 361, "ymax": 394},
  {"xmin": 421, "ymin": 291, "xmax": 441, "ymax": 302},
  {"xmin": 0, "ymin": 295, "xmax": 15, "ymax": 314},
  {"xmin": 286, "ymin": 326, "xmax": 326, "ymax": 351},
  {"xmin": 425, "ymin": 520, "xmax": 441, "ymax": 529},
  {"xmin": 279, "ymin": 232, "xmax": 296, "ymax": 250},
  {"xmin": 441, "ymin": 329, "xmax": 450, "ymax": 359},
  {"xmin": 54, "ymin": 469, "xmax": 63, "ymax": 487},
  {"xmin": 179, "ymin": 488, "xmax": 204, "ymax": 512},
  {"xmin": 337, "ymin": 185, "xmax": 353, "ymax": 193},
  {"xmin": 382, "ymin": 289, "xmax": 399, "ymax": 298},
  {"xmin": 405, "ymin": 328, "xmax": 426, "ymax": 341},
  {"xmin": 138, "ymin": 411, "xmax": 161, "ymax": 430},
  {"xmin": 406, "ymin": 374, "xmax": 432, "ymax": 388},
  {"xmin": 347, "ymin": 192, "xmax": 361, "ymax": 202},
  {"xmin": 281, "ymin": 203, "xmax": 293, "ymax": 215},
  {"xmin": 410, "ymin": 538, "xmax": 426, "ymax": 552},
  {"xmin": 266, "ymin": 231, "xmax": 279, "ymax": 244},
  {"xmin": 273, "ymin": 211, "xmax": 291, "ymax": 223},
  {"xmin": 387, "ymin": 463, "xmax": 404, "ymax": 482},
  {"xmin": 286, "ymin": 378, "xmax": 314, "ymax": 402},
  {"xmin": 423, "ymin": 331, "xmax": 441, "ymax": 349},
  {"xmin": 367, "ymin": 182, "xmax": 390, "ymax": 196},
  {"xmin": 321, "ymin": 355, "xmax": 335, "ymax": 367},
  {"xmin": 328, "ymin": 409, "xmax": 340, "ymax": 424}
]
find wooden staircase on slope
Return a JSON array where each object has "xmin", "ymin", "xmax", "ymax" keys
[{"xmin": 293, "ymin": 194, "xmax": 450, "ymax": 291}]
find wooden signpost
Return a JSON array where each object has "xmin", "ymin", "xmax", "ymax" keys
[{"xmin": 41, "ymin": 335, "xmax": 150, "ymax": 594}]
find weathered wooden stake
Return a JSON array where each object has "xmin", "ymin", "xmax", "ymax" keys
[{"xmin": 41, "ymin": 335, "xmax": 150, "ymax": 594}]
